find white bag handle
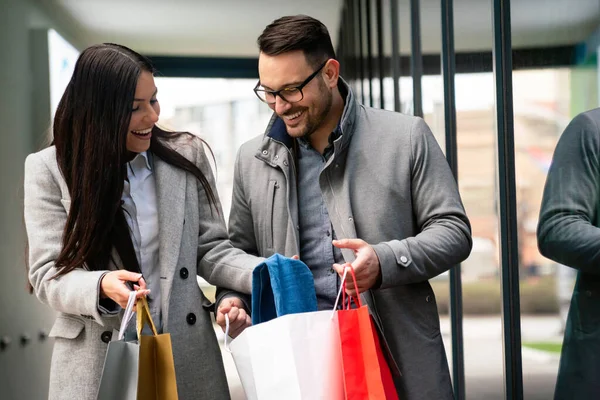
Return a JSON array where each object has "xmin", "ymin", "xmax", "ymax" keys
[
  {"xmin": 118, "ymin": 291, "xmax": 137, "ymax": 341},
  {"xmin": 330, "ymin": 267, "xmax": 349, "ymax": 318},
  {"xmin": 223, "ymin": 313, "xmax": 233, "ymax": 353}
]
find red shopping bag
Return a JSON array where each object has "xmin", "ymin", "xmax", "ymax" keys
[{"xmin": 337, "ymin": 266, "xmax": 399, "ymax": 400}]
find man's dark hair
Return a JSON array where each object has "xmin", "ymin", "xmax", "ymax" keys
[{"xmin": 257, "ymin": 15, "xmax": 336, "ymax": 68}]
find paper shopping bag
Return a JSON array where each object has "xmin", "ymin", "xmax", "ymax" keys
[
  {"xmin": 337, "ymin": 267, "xmax": 399, "ymax": 400},
  {"xmin": 97, "ymin": 294, "xmax": 178, "ymax": 400},
  {"xmin": 227, "ymin": 310, "xmax": 344, "ymax": 400},
  {"xmin": 136, "ymin": 296, "xmax": 178, "ymax": 400},
  {"xmin": 96, "ymin": 337, "xmax": 140, "ymax": 400}
]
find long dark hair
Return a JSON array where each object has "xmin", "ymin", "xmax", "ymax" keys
[{"xmin": 50, "ymin": 43, "xmax": 217, "ymax": 279}]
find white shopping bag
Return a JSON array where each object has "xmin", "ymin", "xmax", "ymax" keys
[{"xmin": 225, "ymin": 310, "xmax": 344, "ymax": 400}]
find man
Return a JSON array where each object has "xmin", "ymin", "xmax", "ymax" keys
[
  {"xmin": 538, "ymin": 108, "xmax": 600, "ymax": 399},
  {"xmin": 217, "ymin": 15, "xmax": 472, "ymax": 399}
]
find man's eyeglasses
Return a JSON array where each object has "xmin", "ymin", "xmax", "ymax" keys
[{"xmin": 253, "ymin": 61, "xmax": 328, "ymax": 105}]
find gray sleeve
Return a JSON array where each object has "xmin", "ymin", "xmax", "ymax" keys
[
  {"xmin": 228, "ymin": 145, "xmax": 261, "ymax": 255},
  {"xmin": 537, "ymin": 112, "xmax": 600, "ymax": 273},
  {"xmin": 373, "ymin": 118, "xmax": 473, "ymax": 288},
  {"xmin": 193, "ymin": 142, "xmax": 263, "ymax": 294},
  {"xmin": 210, "ymin": 146, "xmax": 260, "ymax": 313},
  {"xmin": 97, "ymin": 272, "xmax": 120, "ymax": 315},
  {"xmin": 24, "ymin": 153, "xmax": 113, "ymax": 326}
]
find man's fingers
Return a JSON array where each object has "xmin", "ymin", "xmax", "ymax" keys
[
  {"xmin": 218, "ymin": 305, "xmax": 232, "ymax": 317},
  {"xmin": 236, "ymin": 308, "xmax": 248, "ymax": 323},
  {"xmin": 291, "ymin": 255, "xmax": 300, "ymax": 260},
  {"xmin": 230, "ymin": 315, "xmax": 252, "ymax": 338},
  {"xmin": 332, "ymin": 238, "xmax": 366, "ymax": 250},
  {"xmin": 217, "ymin": 298, "xmax": 238, "ymax": 318},
  {"xmin": 226, "ymin": 307, "xmax": 240, "ymax": 322},
  {"xmin": 333, "ymin": 263, "xmax": 345, "ymax": 277}
]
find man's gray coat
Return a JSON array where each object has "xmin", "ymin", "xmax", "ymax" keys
[{"xmin": 226, "ymin": 80, "xmax": 472, "ymax": 399}]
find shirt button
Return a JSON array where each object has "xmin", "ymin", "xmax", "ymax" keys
[
  {"xmin": 326, "ymin": 231, "xmax": 331, "ymax": 237},
  {"xmin": 186, "ymin": 313, "xmax": 197, "ymax": 325},
  {"xmin": 400, "ymin": 256, "xmax": 408, "ymax": 263},
  {"xmin": 348, "ymin": 216, "xmax": 353, "ymax": 222},
  {"xmin": 283, "ymin": 160, "xmax": 289, "ymax": 166},
  {"xmin": 180, "ymin": 268, "xmax": 189, "ymax": 279},
  {"xmin": 262, "ymin": 150, "xmax": 268, "ymax": 155},
  {"xmin": 330, "ymin": 268, "xmax": 336, "ymax": 274},
  {"xmin": 101, "ymin": 331, "xmax": 112, "ymax": 344}
]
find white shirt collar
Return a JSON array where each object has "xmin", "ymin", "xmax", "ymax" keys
[{"xmin": 128, "ymin": 151, "xmax": 153, "ymax": 176}]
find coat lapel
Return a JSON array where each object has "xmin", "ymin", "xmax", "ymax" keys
[{"xmin": 154, "ymin": 156, "xmax": 186, "ymax": 323}]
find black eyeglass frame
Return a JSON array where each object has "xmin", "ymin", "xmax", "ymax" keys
[{"xmin": 253, "ymin": 60, "xmax": 329, "ymax": 104}]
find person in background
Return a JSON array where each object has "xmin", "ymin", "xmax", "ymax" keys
[
  {"xmin": 538, "ymin": 108, "xmax": 600, "ymax": 400},
  {"xmin": 24, "ymin": 43, "xmax": 259, "ymax": 400},
  {"xmin": 216, "ymin": 15, "xmax": 472, "ymax": 399}
]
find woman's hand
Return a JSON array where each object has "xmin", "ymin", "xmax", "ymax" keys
[{"xmin": 100, "ymin": 271, "xmax": 150, "ymax": 309}]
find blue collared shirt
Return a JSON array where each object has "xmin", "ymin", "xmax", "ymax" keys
[
  {"xmin": 121, "ymin": 152, "xmax": 161, "ymax": 334},
  {"xmin": 296, "ymin": 127, "xmax": 345, "ymax": 310}
]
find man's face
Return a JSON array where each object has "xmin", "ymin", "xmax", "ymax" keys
[{"xmin": 258, "ymin": 51, "xmax": 333, "ymax": 139}]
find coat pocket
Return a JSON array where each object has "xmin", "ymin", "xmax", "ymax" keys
[{"xmin": 49, "ymin": 316, "xmax": 85, "ymax": 339}]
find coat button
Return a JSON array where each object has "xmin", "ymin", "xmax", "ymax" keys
[
  {"xmin": 180, "ymin": 268, "xmax": 189, "ymax": 279},
  {"xmin": 0, "ymin": 336, "xmax": 11, "ymax": 351},
  {"xmin": 186, "ymin": 313, "xmax": 197, "ymax": 325},
  {"xmin": 101, "ymin": 331, "xmax": 112, "ymax": 344},
  {"xmin": 585, "ymin": 290, "xmax": 592, "ymax": 297},
  {"xmin": 400, "ymin": 256, "xmax": 408, "ymax": 263}
]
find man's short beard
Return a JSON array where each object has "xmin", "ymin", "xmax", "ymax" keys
[{"xmin": 300, "ymin": 84, "xmax": 333, "ymax": 140}]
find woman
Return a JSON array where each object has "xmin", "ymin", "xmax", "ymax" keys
[{"xmin": 23, "ymin": 43, "xmax": 255, "ymax": 400}]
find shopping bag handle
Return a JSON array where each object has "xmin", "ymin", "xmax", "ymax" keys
[
  {"xmin": 223, "ymin": 314, "xmax": 232, "ymax": 353},
  {"xmin": 136, "ymin": 296, "xmax": 158, "ymax": 339},
  {"xmin": 331, "ymin": 264, "xmax": 362, "ymax": 319},
  {"xmin": 117, "ymin": 291, "xmax": 137, "ymax": 341},
  {"xmin": 341, "ymin": 265, "xmax": 362, "ymax": 309}
]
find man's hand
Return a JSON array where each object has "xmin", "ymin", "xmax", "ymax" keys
[
  {"xmin": 332, "ymin": 238, "xmax": 382, "ymax": 297},
  {"xmin": 216, "ymin": 297, "xmax": 251, "ymax": 339}
]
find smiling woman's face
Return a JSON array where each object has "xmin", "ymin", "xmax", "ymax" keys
[{"xmin": 126, "ymin": 71, "xmax": 160, "ymax": 153}]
